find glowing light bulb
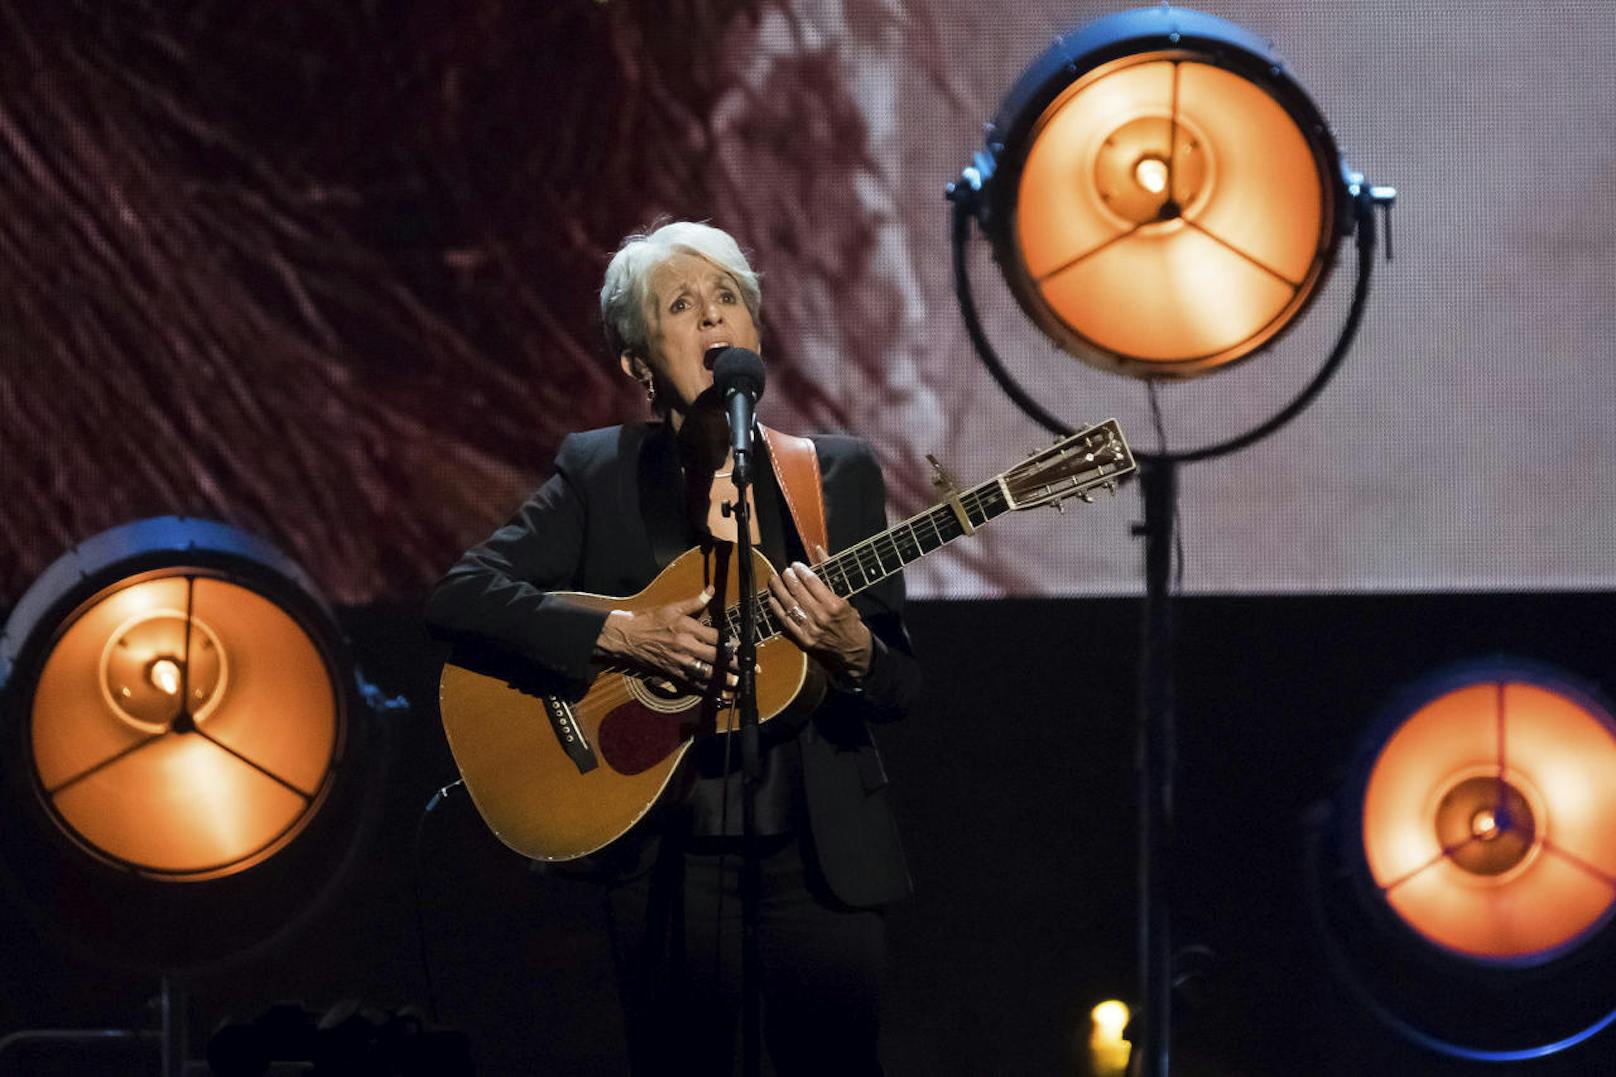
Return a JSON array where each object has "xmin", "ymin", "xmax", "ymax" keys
[
  {"xmin": 1088, "ymin": 999, "xmax": 1132, "ymax": 1077},
  {"xmin": 149, "ymin": 658, "xmax": 182, "ymax": 696},
  {"xmin": 1133, "ymin": 156, "xmax": 1168, "ymax": 195},
  {"xmin": 1091, "ymin": 999, "xmax": 1130, "ymax": 1038},
  {"xmin": 1471, "ymin": 808, "xmax": 1500, "ymax": 841}
]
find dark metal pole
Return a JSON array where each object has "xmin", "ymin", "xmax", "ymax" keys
[
  {"xmin": 949, "ymin": 157, "xmax": 1389, "ymax": 1077},
  {"xmin": 730, "ymin": 434, "xmax": 763, "ymax": 1077},
  {"xmin": 1135, "ymin": 458, "xmax": 1177, "ymax": 1077}
]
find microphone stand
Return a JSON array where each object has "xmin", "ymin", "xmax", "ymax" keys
[{"xmin": 728, "ymin": 425, "xmax": 764, "ymax": 1077}]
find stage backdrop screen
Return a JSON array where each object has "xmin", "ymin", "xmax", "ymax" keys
[{"xmin": 0, "ymin": 1, "xmax": 1609, "ymax": 602}]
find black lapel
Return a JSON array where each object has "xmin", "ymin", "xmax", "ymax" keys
[
  {"xmin": 637, "ymin": 422, "xmax": 695, "ymax": 571},
  {"xmin": 752, "ymin": 437, "xmax": 800, "ymax": 570}
]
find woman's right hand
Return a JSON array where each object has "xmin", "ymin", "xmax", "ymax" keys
[{"xmin": 594, "ymin": 586, "xmax": 728, "ymax": 688}]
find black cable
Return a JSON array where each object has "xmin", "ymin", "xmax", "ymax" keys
[
  {"xmin": 411, "ymin": 778, "xmax": 464, "ymax": 1024},
  {"xmin": 1144, "ymin": 381, "xmax": 1186, "ymax": 594},
  {"xmin": 713, "ymin": 698, "xmax": 739, "ymax": 986}
]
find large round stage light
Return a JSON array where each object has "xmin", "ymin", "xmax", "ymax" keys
[
  {"xmin": 967, "ymin": 5, "xmax": 1356, "ymax": 378},
  {"xmin": 31, "ymin": 573, "xmax": 337, "ymax": 880},
  {"xmin": 1312, "ymin": 660, "xmax": 1616, "ymax": 1063},
  {"xmin": 1362, "ymin": 676, "xmax": 1616, "ymax": 965},
  {"xmin": 0, "ymin": 517, "xmax": 381, "ymax": 973}
]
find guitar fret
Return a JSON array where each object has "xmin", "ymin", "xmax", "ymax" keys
[
  {"xmin": 965, "ymin": 489, "xmax": 990, "ymax": 527},
  {"xmin": 869, "ymin": 539, "xmax": 889, "ymax": 576},
  {"xmin": 826, "ymin": 558, "xmax": 851, "ymax": 597},
  {"xmin": 874, "ymin": 534, "xmax": 897, "ymax": 572},
  {"xmin": 854, "ymin": 544, "xmax": 878, "ymax": 583},
  {"xmin": 834, "ymin": 552, "xmax": 856, "ymax": 589},
  {"xmin": 893, "ymin": 523, "xmax": 921, "ymax": 563}
]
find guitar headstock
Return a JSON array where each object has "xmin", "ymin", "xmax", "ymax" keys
[{"xmin": 999, "ymin": 419, "xmax": 1136, "ymax": 511}]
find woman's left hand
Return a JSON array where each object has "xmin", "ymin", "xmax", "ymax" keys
[{"xmin": 766, "ymin": 545, "xmax": 872, "ymax": 679}]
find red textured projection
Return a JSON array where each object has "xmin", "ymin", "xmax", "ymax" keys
[{"xmin": 0, "ymin": 1, "xmax": 1008, "ymax": 607}]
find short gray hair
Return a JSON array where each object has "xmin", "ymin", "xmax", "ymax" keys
[{"xmin": 600, "ymin": 221, "xmax": 763, "ymax": 358}]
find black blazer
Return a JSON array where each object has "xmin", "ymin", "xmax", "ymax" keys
[{"xmin": 424, "ymin": 422, "xmax": 922, "ymax": 907}]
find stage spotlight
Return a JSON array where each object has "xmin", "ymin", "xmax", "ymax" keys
[
  {"xmin": 1362, "ymin": 675, "xmax": 1616, "ymax": 964},
  {"xmin": 1313, "ymin": 660, "xmax": 1616, "ymax": 1062},
  {"xmin": 960, "ymin": 4, "xmax": 1376, "ymax": 378},
  {"xmin": 0, "ymin": 517, "xmax": 383, "ymax": 973},
  {"xmin": 952, "ymin": 11, "xmax": 1393, "ymax": 1076}
]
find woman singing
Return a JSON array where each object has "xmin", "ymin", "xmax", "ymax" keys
[{"xmin": 425, "ymin": 220, "xmax": 921, "ymax": 1075}]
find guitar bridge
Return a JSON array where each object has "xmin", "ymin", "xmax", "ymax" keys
[{"xmin": 544, "ymin": 696, "xmax": 599, "ymax": 774}]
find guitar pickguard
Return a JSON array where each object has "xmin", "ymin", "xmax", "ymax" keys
[{"xmin": 597, "ymin": 697, "xmax": 703, "ymax": 776}]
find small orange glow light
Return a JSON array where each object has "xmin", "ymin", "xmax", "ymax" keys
[
  {"xmin": 1091, "ymin": 999, "xmax": 1130, "ymax": 1038},
  {"xmin": 1133, "ymin": 157, "xmax": 1169, "ymax": 195},
  {"xmin": 1362, "ymin": 678, "xmax": 1616, "ymax": 963},
  {"xmin": 149, "ymin": 657, "xmax": 182, "ymax": 695},
  {"xmin": 1087, "ymin": 999, "xmax": 1132, "ymax": 1077}
]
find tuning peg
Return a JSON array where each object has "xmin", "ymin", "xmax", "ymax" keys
[
  {"xmin": 1104, "ymin": 480, "xmax": 1118, "ymax": 496},
  {"xmin": 1053, "ymin": 501, "xmax": 1065, "ymax": 514},
  {"xmin": 1078, "ymin": 491, "xmax": 1095, "ymax": 503}
]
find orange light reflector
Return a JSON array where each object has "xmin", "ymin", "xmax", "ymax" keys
[
  {"xmin": 30, "ymin": 575, "xmax": 338, "ymax": 880},
  {"xmin": 1362, "ymin": 679, "xmax": 1616, "ymax": 963},
  {"xmin": 1013, "ymin": 55, "xmax": 1331, "ymax": 376}
]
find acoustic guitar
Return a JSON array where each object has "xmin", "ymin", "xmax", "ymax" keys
[{"xmin": 439, "ymin": 419, "xmax": 1135, "ymax": 861}]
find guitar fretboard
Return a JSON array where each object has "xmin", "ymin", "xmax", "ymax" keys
[{"xmin": 721, "ymin": 478, "xmax": 1011, "ymax": 645}]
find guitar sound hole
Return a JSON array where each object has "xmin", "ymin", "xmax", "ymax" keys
[
  {"xmin": 627, "ymin": 673, "xmax": 700, "ymax": 714},
  {"xmin": 644, "ymin": 676, "xmax": 685, "ymax": 700}
]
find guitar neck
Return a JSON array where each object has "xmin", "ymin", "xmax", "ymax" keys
[{"xmin": 721, "ymin": 477, "xmax": 1011, "ymax": 645}]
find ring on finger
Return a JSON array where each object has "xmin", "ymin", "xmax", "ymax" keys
[{"xmin": 788, "ymin": 605, "xmax": 809, "ymax": 626}]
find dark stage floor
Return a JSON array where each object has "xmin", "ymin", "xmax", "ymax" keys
[{"xmin": 2, "ymin": 592, "xmax": 1614, "ymax": 1075}]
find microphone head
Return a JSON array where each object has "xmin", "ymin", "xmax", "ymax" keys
[{"xmin": 711, "ymin": 346, "xmax": 766, "ymax": 402}]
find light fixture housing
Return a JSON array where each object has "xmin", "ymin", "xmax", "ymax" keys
[
  {"xmin": 1361, "ymin": 671, "xmax": 1616, "ymax": 966},
  {"xmin": 1314, "ymin": 659, "xmax": 1616, "ymax": 1062},
  {"xmin": 0, "ymin": 518, "xmax": 379, "ymax": 972},
  {"xmin": 971, "ymin": 5, "xmax": 1355, "ymax": 378}
]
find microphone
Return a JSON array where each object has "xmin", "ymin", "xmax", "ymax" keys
[{"xmin": 711, "ymin": 347, "xmax": 766, "ymax": 484}]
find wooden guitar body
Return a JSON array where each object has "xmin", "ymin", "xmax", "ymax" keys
[{"xmin": 439, "ymin": 544, "xmax": 816, "ymax": 862}]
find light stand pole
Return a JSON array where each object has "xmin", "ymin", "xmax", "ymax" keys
[
  {"xmin": 727, "ymin": 426, "xmax": 765, "ymax": 1077},
  {"xmin": 949, "ymin": 161, "xmax": 1393, "ymax": 1076},
  {"xmin": 1133, "ymin": 456, "xmax": 1177, "ymax": 1077}
]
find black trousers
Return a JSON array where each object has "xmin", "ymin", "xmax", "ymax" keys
[{"xmin": 603, "ymin": 831, "xmax": 885, "ymax": 1077}]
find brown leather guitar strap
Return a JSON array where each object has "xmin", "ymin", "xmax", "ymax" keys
[{"xmin": 760, "ymin": 425, "xmax": 828, "ymax": 557}]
